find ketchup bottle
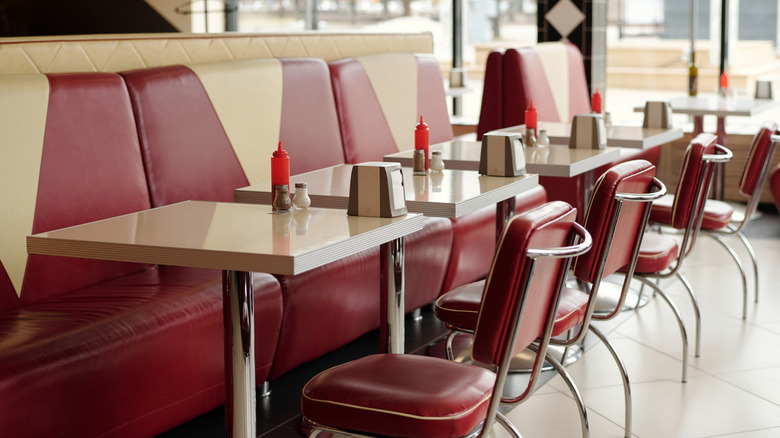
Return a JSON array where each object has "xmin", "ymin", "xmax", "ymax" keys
[
  {"xmin": 415, "ymin": 115, "xmax": 430, "ymax": 170},
  {"xmin": 271, "ymin": 141, "xmax": 290, "ymax": 205},
  {"xmin": 591, "ymin": 88, "xmax": 602, "ymax": 114},
  {"xmin": 524, "ymin": 100, "xmax": 538, "ymax": 136}
]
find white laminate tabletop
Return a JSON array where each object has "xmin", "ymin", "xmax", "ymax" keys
[
  {"xmin": 27, "ymin": 201, "xmax": 423, "ymax": 276},
  {"xmin": 383, "ymin": 141, "xmax": 622, "ymax": 178},
  {"xmin": 235, "ymin": 165, "xmax": 539, "ymax": 219},
  {"xmin": 491, "ymin": 122, "xmax": 683, "ymax": 149},
  {"xmin": 633, "ymin": 95, "xmax": 779, "ymax": 117}
]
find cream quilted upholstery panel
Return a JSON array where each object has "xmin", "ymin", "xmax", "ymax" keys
[
  {"xmin": 356, "ymin": 54, "xmax": 418, "ymax": 151},
  {"xmin": 0, "ymin": 75, "xmax": 50, "ymax": 295},
  {"xmin": 0, "ymin": 32, "xmax": 434, "ymax": 75},
  {"xmin": 188, "ymin": 59, "xmax": 283, "ymax": 185}
]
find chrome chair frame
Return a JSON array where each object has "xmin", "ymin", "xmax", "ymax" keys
[
  {"xmin": 554, "ymin": 177, "xmax": 666, "ymax": 438},
  {"xmin": 700, "ymin": 132, "xmax": 780, "ymax": 319},
  {"xmin": 637, "ymin": 144, "xmax": 733, "ymax": 372}
]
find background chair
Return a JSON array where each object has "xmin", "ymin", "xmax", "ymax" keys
[
  {"xmin": 301, "ymin": 202, "xmax": 591, "ymax": 438},
  {"xmin": 649, "ymin": 121, "xmax": 779, "ymax": 319},
  {"xmin": 629, "ymin": 133, "xmax": 733, "ymax": 380},
  {"xmin": 436, "ymin": 160, "xmax": 665, "ymax": 438}
]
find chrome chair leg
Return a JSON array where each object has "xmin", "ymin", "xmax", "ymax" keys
[
  {"xmin": 735, "ymin": 230, "xmax": 759, "ymax": 304},
  {"xmin": 445, "ymin": 330, "xmax": 458, "ymax": 361},
  {"xmin": 259, "ymin": 381, "xmax": 271, "ymax": 398},
  {"xmin": 709, "ymin": 233, "xmax": 749, "ymax": 319},
  {"xmin": 676, "ymin": 272, "xmax": 701, "ymax": 357},
  {"xmin": 528, "ymin": 345, "xmax": 589, "ymax": 438},
  {"xmin": 496, "ymin": 411, "xmax": 524, "ymax": 438},
  {"xmin": 588, "ymin": 324, "xmax": 631, "ymax": 438},
  {"xmin": 636, "ymin": 277, "xmax": 689, "ymax": 382}
]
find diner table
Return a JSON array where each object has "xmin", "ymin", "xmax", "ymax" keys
[
  {"xmin": 384, "ymin": 140, "xmax": 620, "ymax": 215},
  {"xmin": 491, "ymin": 121, "xmax": 684, "ymax": 149},
  {"xmin": 634, "ymin": 94, "xmax": 779, "ymax": 198},
  {"xmin": 26, "ymin": 200, "xmax": 423, "ymax": 438},
  {"xmin": 235, "ymin": 164, "xmax": 539, "ymax": 240}
]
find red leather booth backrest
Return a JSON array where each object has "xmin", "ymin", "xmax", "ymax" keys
[
  {"xmin": 574, "ymin": 160, "xmax": 656, "ymax": 283},
  {"xmin": 476, "ymin": 50, "xmax": 505, "ymax": 139},
  {"xmin": 20, "ymin": 73, "xmax": 153, "ymax": 305},
  {"xmin": 671, "ymin": 133, "xmax": 718, "ymax": 230},
  {"xmin": 329, "ymin": 54, "xmax": 453, "ymax": 164},
  {"xmin": 121, "ymin": 65, "xmax": 249, "ymax": 207},
  {"xmin": 279, "ymin": 58, "xmax": 346, "ymax": 174},
  {"xmin": 472, "ymin": 201, "xmax": 576, "ymax": 366},
  {"xmin": 502, "ymin": 43, "xmax": 591, "ymax": 128},
  {"xmin": 738, "ymin": 120, "xmax": 779, "ymax": 197}
]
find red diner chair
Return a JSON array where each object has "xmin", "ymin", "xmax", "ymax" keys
[
  {"xmin": 436, "ymin": 160, "xmax": 666, "ymax": 438},
  {"xmin": 301, "ymin": 201, "xmax": 592, "ymax": 438},
  {"xmin": 628, "ymin": 133, "xmax": 732, "ymax": 380},
  {"xmin": 649, "ymin": 121, "xmax": 779, "ymax": 320}
]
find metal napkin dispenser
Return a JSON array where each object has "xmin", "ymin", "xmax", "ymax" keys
[
  {"xmin": 642, "ymin": 101, "xmax": 673, "ymax": 129},
  {"xmin": 347, "ymin": 162, "xmax": 408, "ymax": 217},
  {"xmin": 569, "ymin": 114, "xmax": 607, "ymax": 149},
  {"xmin": 479, "ymin": 132, "xmax": 526, "ymax": 177}
]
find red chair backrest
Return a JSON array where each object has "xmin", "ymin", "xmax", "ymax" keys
[
  {"xmin": 471, "ymin": 201, "xmax": 577, "ymax": 366},
  {"xmin": 574, "ymin": 160, "xmax": 657, "ymax": 283},
  {"xmin": 671, "ymin": 133, "xmax": 719, "ymax": 230},
  {"xmin": 739, "ymin": 120, "xmax": 779, "ymax": 197}
]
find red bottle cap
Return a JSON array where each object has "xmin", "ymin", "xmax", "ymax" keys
[
  {"xmin": 591, "ymin": 88, "xmax": 602, "ymax": 114},
  {"xmin": 273, "ymin": 141, "xmax": 288, "ymax": 158}
]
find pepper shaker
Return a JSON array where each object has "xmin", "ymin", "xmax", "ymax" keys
[
  {"xmin": 413, "ymin": 149, "xmax": 426, "ymax": 175},
  {"xmin": 272, "ymin": 184, "xmax": 292, "ymax": 212}
]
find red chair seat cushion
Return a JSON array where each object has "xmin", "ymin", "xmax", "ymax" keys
[
  {"xmin": 434, "ymin": 280, "xmax": 484, "ymax": 330},
  {"xmin": 632, "ymin": 233, "xmax": 679, "ymax": 274},
  {"xmin": 302, "ymin": 354, "xmax": 495, "ymax": 438},
  {"xmin": 552, "ymin": 287, "xmax": 589, "ymax": 336},
  {"xmin": 650, "ymin": 194, "xmax": 733, "ymax": 230}
]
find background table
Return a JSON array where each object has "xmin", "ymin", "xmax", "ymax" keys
[
  {"xmin": 634, "ymin": 95, "xmax": 779, "ymax": 198},
  {"xmin": 236, "ymin": 165, "xmax": 538, "ymax": 218},
  {"xmin": 491, "ymin": 122, "xmax": 683, "ymax": 149},
  {"xmin": 27, "ymin": 201, "xmax": 423, "ymax": 438},
  {"xmin": 383, "ymin": 141, "xmax": 621, "ymax": 177}
]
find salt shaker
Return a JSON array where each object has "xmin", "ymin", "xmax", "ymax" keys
[
  {"xmin": 536, "ymin": 129, "xmax": 549, "ymax": 148},
  {"xmin": 272, "ymin": 184, "xmax": 292, "ymax": 212},
  {"xmin": 413, "ymin": 149, "xmax": 426, "ymax": 175},
  {"xmin": 430, "ymin": 150, "xmax": 445, "ymax": 172},
  {"xmin": 292, "ymin": 182, "xmax": 311, "ymax": 209}
]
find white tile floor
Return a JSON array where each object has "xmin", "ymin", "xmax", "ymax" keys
[{"xmin": 491, "ymin": 219, "xmax": 780, "ymax": 437}]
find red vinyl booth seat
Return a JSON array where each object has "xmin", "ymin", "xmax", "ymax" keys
[{"xmin": 0, "ymin": 73, "xmax": 284, "ymax": 437}]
